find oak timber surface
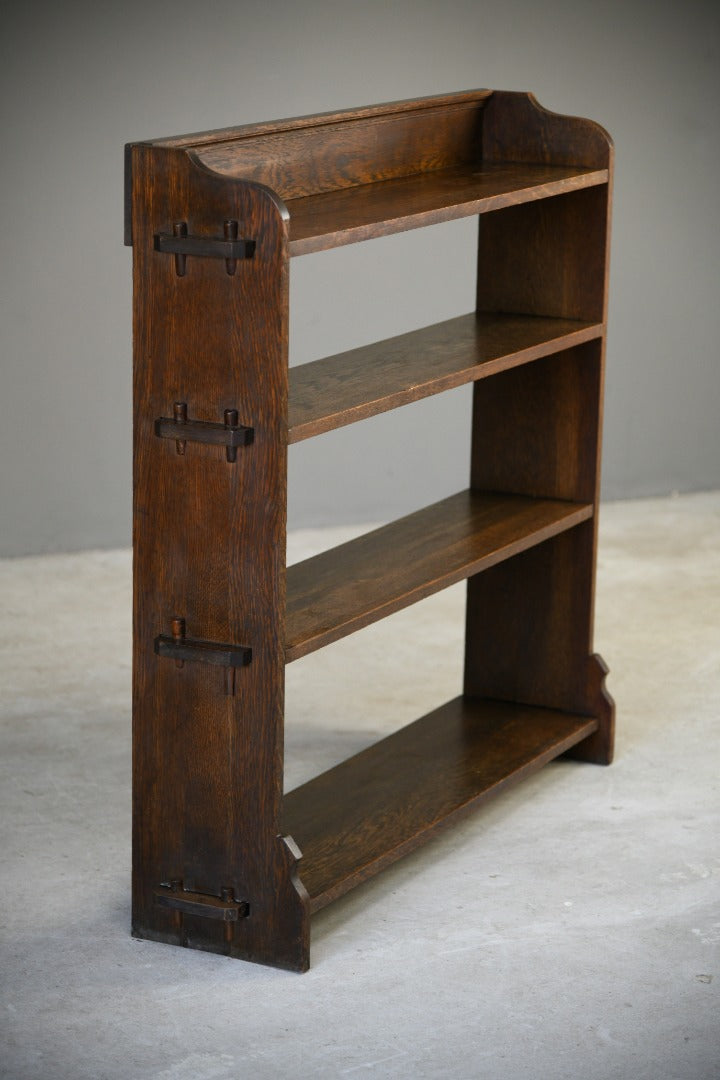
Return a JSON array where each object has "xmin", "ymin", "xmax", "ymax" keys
[
  {"xmin": 282, "ymin": 696, "xmax": 599, "ymax": 911},
  {"xmin": 285, "ymin": 491, "xmax": 593, "ymax": 662},
  {"xmin": 289, "ymin": 313, "xmax": 603, "ymax": 442},
  {"xmin": 286, "ymin": 161, "xmax": 608, "ymax": 254},
  {"xmin": 153, "ymin": 90, "xmax": 493, "ymax": 149}
]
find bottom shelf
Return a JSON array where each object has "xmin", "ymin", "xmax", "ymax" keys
[{"xmin": 282, "ymin": 697, "xmax": 598, "ymax": 912}]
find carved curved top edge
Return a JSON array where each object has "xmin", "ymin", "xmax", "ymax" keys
[
  {"xmin": 124, "ymin": 144, "xmax": 291, "ymax": 247},
  {"xmin": 185, "ymin": 149, "xmax": 291, "ymax": 224},
  {"xmin": 527, "ymin": 91, "xmax": 614, "ymax": 151},
  {"xmin": 482, "ymin": 90, "xmax": 613, "ymax": 170}
]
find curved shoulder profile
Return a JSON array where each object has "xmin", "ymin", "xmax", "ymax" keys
[{"xmin": 481, "ymin": 90, "xmax": 613, "ymax": 170}]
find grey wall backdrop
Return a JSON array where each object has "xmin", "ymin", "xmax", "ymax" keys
[{"xmin": 1, "ymin": 0, "xmax": 718, "ymax": 556}]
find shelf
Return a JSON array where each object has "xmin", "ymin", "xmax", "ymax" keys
[
  {"xmin": 285, "ymin": 490, "xmax": 593, "ymax": 662},
  {"xmin": 283, "ymin": 695, "xmax": 598, "ymax": 911},
  {"xmin": 289, "ymin": 313, "xmax": 603, "ymax": 442},
  {"xmin": 286, "ymin": 160, "xmax": 609, "ymax": 255}
]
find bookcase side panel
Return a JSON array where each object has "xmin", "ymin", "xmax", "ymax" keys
[
  {"xmin": 467, "ymin": 151, "xmax": 614, "ymax": 761},
  {"xmin": 476, "ymin": 186, "xmax": 609, "ymax": 323},
  {"xmin": 464, "ymin": 347, "xmax": 610, "ymax": 737},
  {"xmin": 131, "ymin": 147, "xmax": 309, "ymax": 970},
  {"xmin": 468, "ymin": 344, "xmax": 602, "ymax": 504}
]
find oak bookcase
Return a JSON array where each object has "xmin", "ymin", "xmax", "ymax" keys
[{"xmin": 125, "ymin": 89, "xmax": 615, "ymax": 971}]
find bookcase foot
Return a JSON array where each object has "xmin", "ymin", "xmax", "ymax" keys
[
  {"xmin": 133, "ymin": 836, "xmax": 310, "ymax": 972},
  {"xmin": 563, "ymin": 653, "xmax": 615, "ymax": 765}
]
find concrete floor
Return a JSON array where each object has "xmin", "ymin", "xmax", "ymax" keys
[{"xmin": 1, "ymin": 492, "xmax": 718, "ymax": 1080}]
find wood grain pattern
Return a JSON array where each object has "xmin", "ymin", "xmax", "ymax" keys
[
  {"xmin": 464, "ymin": 92, "xmax": 615, "ymax": 765},
  {"xmin": 283, "ymin": 696, "xmax": 598, "ymax": 911},
  {"xmin": 130, "ymin": 147, "xmax": 309, "ymax": 970},
  {"xmin": 286, "ymin": 161, "xmax": 608, "ymax": 255},
  {"xmin": 481, "ymin": 90, "xmax": 612, "ymax": 170},
  {"xmin": 127, "ymin": 91, "xmax": 491, "ymax": 246},
  {"xmin": 149, "ymin": 89, "xmax": 493, "ymax": 150},
  {"xmin": 469, "ymin": 344, "xmax": 602, "ymax": 504},
  {"xmin": 285, "ymin": 491, "xmax": 592, "ymax": 662},
  {"xmin": 289, "ymin": 313, "xmax": 602, "ymax": 442},
  {"xmin": 477, "ymin": 186, "xmax": 609, "ymax": 323},
  {"xmin": 196, "ymin": 101, "xmax": 485, "ymax": 200},
  {"xmin": 464, "ymin": 524, "xmax": 614, "ymax": 765}
]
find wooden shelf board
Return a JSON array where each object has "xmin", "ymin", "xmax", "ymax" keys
[
  {"xmin": 285, "ymin": 491, "xmax": 593, "ymax": 663},
  {"xmin": 286, "ymin": 161, "xmax": 608, "ymax": 255},
  {"xmin": 289, "ymin": 313, "xmax": 603, "ymax": 443},
  {"xmin": 283, "ymin": 695, "xmax": 598, "ymax": 912}
]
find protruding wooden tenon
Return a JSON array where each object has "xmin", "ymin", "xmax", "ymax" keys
[
  {"xmin": 155, "ymin": 403, "xmax": 253, "ymax": 461},
  {"xmin": 154, "ymin": 883, "xmax": 250, "ymax": 922},
  {"xmin": 154, "ymin": 618, "xmax": 251, "ymax": 695},
  {"xmin": 154, "ymin": 220, "xmax": 255, "ymax": 274}
]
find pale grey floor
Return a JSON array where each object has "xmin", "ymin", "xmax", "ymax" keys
[{"xmin": 1, "ymin": 493, "xmax": 718, "ymax": 1080}]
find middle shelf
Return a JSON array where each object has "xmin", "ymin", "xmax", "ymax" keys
[
  {"xmin": 285, "ymin": 490, "xmax": 593, "ymax": 662},
  {"xmin": 288, "ymin": 312, "xmax": 603, "ymax": 442}
]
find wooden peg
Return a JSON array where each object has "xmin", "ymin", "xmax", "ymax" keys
[
  {"xmin": 171, "ymin": 616, "xmax": 185, "ymax": 669},
  {"xmin": 173, "ymin": 402, "xmax": 187, "ymax": 455},
  {"xmin": 224, "ymin": 220, "xmax": 238, "ymax": 275},
  {"xmin": 172, "ymin": 222, "xmax": 187, "ymax": 276},
  {"xmin": 224, "ymin": 409, "xmax": 239, "ymax": 462}
]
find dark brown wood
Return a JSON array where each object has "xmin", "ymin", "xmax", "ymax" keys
[
  {"xmin": 468, "ymin": 344, "xmax": 602, "ymax": 503},
  {"xmin": 464, "ymin": 527, "xmax": 614, "ymax": 763},
  {"xmin": 129, "ymin": 90, "xmax": 615, "ymax": 971},
  {"xmin": 465, "ymin": 92, "xmax": 614, "ymax": 763},
  {"xmin": 286, "ymin": 491, "xmax": 592, "ymax": 663},
  {"xmin": 283, "ymin": 696, "xmax": 598, "ymax": 911},
  {"xmin": 130, "ymin": 145, "xmax": 309, "ymax": 971},
  {"xmin": 149, "ymin": 89, "xmax": 493, "ymax": 151},
  {"xmin": 286, "ymin": 161, "xmax": 607, "ymax": 255},
  {"xmin": 476, "ymin": 187, "xmax": 609, "ymax": 323},
  {"xmin": 196, "ymin": 99, "xmax": 486, "ymax": 200},
  {"xmin": 126, "ymin": 91, "xmax": 491, "ymax": 247},
  {"xmin": 289, "ymin": 312, "xmax": 602, "ymax": 442},
  {"xmin": 481, "ymin": 90, "xmax": 613, "ymax": 170}
]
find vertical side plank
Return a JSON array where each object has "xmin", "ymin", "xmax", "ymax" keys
[
  {"xmin": 464, "ymin": 349, "xmax": 609, "ymax": 733},
  {"xmin": 477, "ymin": 186, "xmax": 609, "ymax": 323},
  {"xmin": 131, "ymin": 147, "xmax": 309, "ymax": 970},
  {"xmin": 465, "ymin": 525, "xmax": 602, "ymax": 711},
  {"xmin": 468, "ymin": 345, "xmax": 602, "ymax": 504},
  {"xmin": 466, "ymin": 93, "xmax": 614, "ymax": 763}
]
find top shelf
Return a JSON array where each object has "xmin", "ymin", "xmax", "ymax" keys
[
  {"xmin": 126, "ymin": 90, "xmax": 614, "ymax": 250},
  {"xmin": 285, "ymin": 161, "xmax": 608, "ymax": 255}
]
